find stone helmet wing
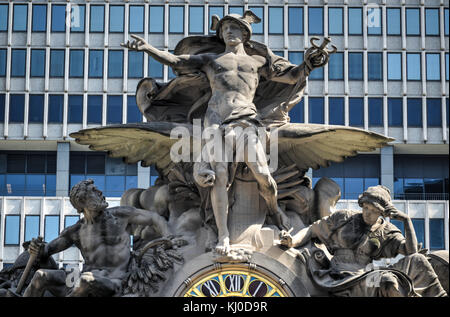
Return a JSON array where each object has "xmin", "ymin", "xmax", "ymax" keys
[{"xmin": 210, "ymin": 10, "xmax": 261, "ymax": 42}]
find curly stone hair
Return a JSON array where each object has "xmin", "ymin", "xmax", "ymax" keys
[{"xmin": 69, "ymin": 179, "xmax": 94, "ymax": 213}]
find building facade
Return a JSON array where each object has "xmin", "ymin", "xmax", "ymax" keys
[{"xmin": 0, "ymin": 0, "xmax": 448, "ymax": 270}]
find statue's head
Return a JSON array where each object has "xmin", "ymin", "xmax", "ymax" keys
[
  {"xmin": 211, "ymin": 10, "xmax": 261, "ymax": 44},
  {"xmin": 70, "ymin": 179, "xmax": 108, "ymax": 223},
  {"xmin": 358, "ymin": 185, "xmax": 392, "ymax": 224}
]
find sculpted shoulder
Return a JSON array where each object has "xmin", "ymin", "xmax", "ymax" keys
[{"xmin": 250, "ymin": 54, "xmax": 266, "ymax": 67}]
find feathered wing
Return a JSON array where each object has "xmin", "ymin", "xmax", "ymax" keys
[
  {"xmin": 274, "ymin": 123, "xmax": 395, "ymax": 173},
  {"xmin": 70, "ymin": 122, "xmax": 193, "ymax": 177}
]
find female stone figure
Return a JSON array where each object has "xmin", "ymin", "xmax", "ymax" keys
[{"xmin": 279, "ymin": 185, "xmax": 447, "ymax": 297}]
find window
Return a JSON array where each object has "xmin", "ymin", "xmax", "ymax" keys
[
  {"xmin": 309, "ymin": 67, "xmax": 323, "ymax": 80},
  {"xmin": 289, "ymin": 100, "xmax": 304, "ymax": 123},
  {"xmin": 328, "ymin": 7, "xmax": 343, "ymax": 35},
  {"xmin": 108, "ymin": 50, "xmax": 123, "ymax": 78},
  {"xmin": 229, "ymin": 7, "xmax": 244, "ymax": 16},
  {"xmin": 69, "ymin": 50, "xmax": 84, "ymax": 78},
  {"xmin": 69, "ymin": 152, "xmax": 138, "ymax": 197},
  {"xmin": 48, "ymin": 95, "xmax": 63, "ymax": 124},
  {"xmin": 387, "ymin": 53, "xmax": 402, "ymax": 80},
  {"xmin": 348, "ymin": 8, "xmax": 362, "ymax": 35},
  {"xmin": 412, "ymin": 219, "xmax": 425, "ymax": 246},
  {"xmin": 109, "ymin": 6, "xmax": 124, "ymax": 33},
  {"xmin": 368, "ymin": 53, "xmax": 382, "ymax": 81},
  {"xmin": 128, "ymin": 51, "xmax": 143, "ymax": 78},
  {"xmin": 446, "ymin": 53, "xmax": 449, "ymax": 81},
  {"xmin": 349, "ymin": 98, "xmax": 364, "ymax": 127},
  {"xmin": 169, "ymin": 6, "xmax": 184, "ymax": 34},
  {"xmin": 68, "ymin": 95, "xmax": 83, "ymax": 124},
  {"xmin": 394, "ymin": 155, "xmax": 449, "ymax": 200},
  {"xmin": 348, "ymin": 52, "xmax": 363, "ymax": 80},
  {"xmin": 407, "ymin": 98, "xmax": 422, "ymax": 127},
  {"xmin": 32, "ymin": 4, "xmax": 47, "ymax": 32},
  {"xmin": 51, "ymin": 4, "xmax": 66, "ymax": 32},
  {"xmin": 288, "ymin": 51, "xmax": 303, "ymax": 66},
  {"xmin": 25, "ymin": 216, "xmax": 40, "ymax": 242},
  {"xmin": 368, "ymin": 98, "xmax": 383, "ymax": 126},
  {"xmin": 248, "ymin": 7, "xmax": 263, "ymax": 34},
  {"xmin": 31, "ymin": 49, "xmax": 46, "ymax": 77},
  {"xmin": 308, "ymin": 7, "xmax": 323, "ymax": 35},
  {"xmin": 427, "ymin": 99, "xmax": 442, "ymax": 127},
  {"xmin": 189, "ymin": 6, "xmax": 204, "ymax": 34},
  {"xmin": 90, "ymin": 5, "xmax": 104, "ymax": 33},
  {"xmin": 328, "ymin": 52, "xmax": 343, "ymax": 80},
  {"xmin": 367, "ymin": 7, "xmax": 381, "ymax": 35},
  {"xmin": 269, "ymin": 7, "xmax": 283, "ymax": 34},
  {"xmin": 89, "ymin": 50, "xmax": 103, "ymax": 78},
  {"xmin": 127, "ymin": 96, "xmax": 142, "ymax": 123},
  {"xmin": 0, "ymin": 4, "xmax": 8, "ymax": 31},
  {"xmin": 426, "ymin": 54, "xmax": 440, "ymax": 81},
  {"xmin": 288, "ymin": 7, "xmax": 303, "ymax": 35},
  {"xmin": 445, "ymin": 9, "xmax": 449, "ymax": 36},
  {"xmin": 50, "ymin": 50, "xmax": 65, "ymax": 78},
  {"xmin": 107, "ymin": 95, "xmax": 122, "ymax": 124},
  {"xmin": 11, "ymin": 49, "xmax": 26, "ymax": 77},
  {"xmin": 313, "ymin": 155, "xmax": 380, "ymax": 199},
  {"xmin": 4, "ymin": 215, "xmax": 20, "ymax": 245},
  {"xmin": 13, "ymin": 4, "xmax": 28, "ymax": 32},
  {"xmin": 209, "ymin": 6, "xmax": 224, "ymax": 33},
  {"xmin": 44, "ymin": 216, "xmax": 60, "ymax": 242},
  {"xmin": 429, "ymin": 219, "xmax": 445, "ymax": 250},
  {"xmin": 129, "ymin": 6, "xmax": 144, "ymax": 33},
  {"xmin": 387, "ymin": 8, "xmax": 401, "ymax": 35},
  {"xmin": 0, "ymin": 94, "xmax": 5, "ymax": 122},
  {"xmin": 9, "ymin": 94, "xmax": 25, "ymax": 123},
  {"xmin": 406, "ymin": 8, "xmax": 420, "ymax": 35},
  {"xmin": 65, "ymin": 215, "xmax": 80, "ymax": 228},
  {"xmin": 149, "ymin": 6, "xmax": 164, "ymax": 33},
  {"xmin": 407, "ymin": 53, "xmax": 421, "ymax": 81},
  {"xmin": 425, "ymin": 9, "xmax": 439, "ymax": 36},
  {"xmin": 329, "ymin": 97, "xmax": 344, "ymax": 125},
  {"xmin": 149, "ymin": 56, "xmax": 163, "ymax": 79},
  {"xmin": 29, "ymin": 95, "xmax": 44, "ymax": 123},
  {"xmin": 0, "ymin": 49, "xmax": 5, "ymax": 77},
  {"xmin": 309, "ymin": 97, "xmax": 324, "ymax": 124},
  {"xmin": 388, "ymin": 98, "xmax": 403, "ymax": 127},
  {"xmin": 71, "ymin": 5, "xmax": 85, "ymax": 33},
  {"xmin": 87, "ymin": 95, "xmax": 103, "ymax": 124}
]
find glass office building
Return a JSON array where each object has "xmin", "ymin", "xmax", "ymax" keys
[{"xmin": 0, "ymin": 0, "xmax": 448, "ymax": 268}]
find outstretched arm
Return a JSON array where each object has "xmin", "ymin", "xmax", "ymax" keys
[
  {"xmin": 122, "ymin": 34, "xmax": 204, "ymax": 70},
  {"xmin": 29, "ymin": 225, "xmax": 78, "ymax": 260},
  {"xmin": 279, "ymin": 226, "xmax": 314, "ymax": 248},
  {"xmin": 269, "ymin": 62, "xmax": 310, "ymax": 85}
]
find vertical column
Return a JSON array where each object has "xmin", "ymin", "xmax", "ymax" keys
[
  {"xmin": 380, "ymin": 145, "xmax": 394, "ymax": 194},
  {"xmin": 138, "ymin": 165, "xmax": 151, "ymax": 189},
  {"xmin": 56, "ymin": 142, "xmax": 71, "ymax": 197}
]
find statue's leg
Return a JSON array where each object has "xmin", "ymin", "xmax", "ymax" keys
[
  {"xmin": 210, "ymin": 160, "xmax": 230, "ymax": 255},
  {"xmin": 68, "ymin": 272, "xmax": 120, "ymax": 297},
  {"xmin": 389, "ymin": 253, "xmax": 447, "ymax": 297},
  {"xmin": 241, "ymin": 132, "xmax": 290, "ymax": 230},
  {"xmin": 23, "ymin": 269, "xmax": 67, "ymax": 297}
]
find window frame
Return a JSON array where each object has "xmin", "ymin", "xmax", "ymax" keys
[
  {"xmin": 268, "ymin": 6, "xmax": 284, "ymax": 35},
  {"xmin": 4, "ymin": 215, "xmax": 21, "ymax": 246},
  {"xmin": 89, "ymin": 5, "xmax": 105, "ymax": 33},
  {"xmin": 328, "ymin": 7, "xmax": 343, "ymax": 35},
  {"xmin": 386, "ymin": 7, "xmax": 402, "ymax": 36}
]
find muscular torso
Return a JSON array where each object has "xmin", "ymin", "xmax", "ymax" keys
[
  {"xmin": 75, "ymin": 208, "xmax": 131, "ymax": 279},
  {"xmin": 203, "ymin": 52, "xmax": 266, "ymax": 126}
]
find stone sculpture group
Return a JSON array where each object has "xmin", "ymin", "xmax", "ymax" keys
[{"xmin": 0, "ymin": 11, "xmax": 447, "ymax": 297}]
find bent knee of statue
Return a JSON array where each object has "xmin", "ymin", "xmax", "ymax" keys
[{"xmin": 378, "ymin": 272, "xmax": 404, "ymax": 297}]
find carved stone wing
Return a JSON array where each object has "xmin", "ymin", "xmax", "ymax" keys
[
  {"xmin": 274, "ymin": 123, "xmax": 394, "ymax": 173},
  {"xmin": 70, "ymin": 122, "xmax": 193, "ymax": 176}
]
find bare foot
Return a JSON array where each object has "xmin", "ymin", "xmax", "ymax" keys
[{"xmin": 215, "ymin": 236, "xmax": 230, "ymax": 255}]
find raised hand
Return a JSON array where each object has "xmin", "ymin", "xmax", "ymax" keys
[
  {"xmin": 28, "ymin": 236, "xmax": 45, "ymax": 258},
  {"xmin": 279, "ymin": 229, "xmax": 293, "ymax": 248},
  {"xmin": 121, "ymin": 34, "xmax": 150, "ymax": 52}
]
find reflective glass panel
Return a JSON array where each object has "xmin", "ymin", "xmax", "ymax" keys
[
  {"xmin": 149, "ymin": 6, "xmax": 164, "ymax": 33},
  {"xmin": 89, "ymin": 50, "xmax": 103, "ymax": 78},
  {"xmin": 69, "ymin": 50, "xmax": 84, "ymax": 78},
  {"xmin": 425, "ymin": 9, "xmax": 439, "ymax": 36},
  {"xmin": 388, "ymin": 98, "xmax": 403, "ymax": 127},
  {"xmin": 328, "ymin": 52, "xmax": 343, "ymax": 80},
  {"xmin": 189, "ymin": 6, "xmax": 204, "ymax": 34},
  {"xmin": 387, "ymin": 8, "xmax": 401, "ymax": 35},
  {"xmin": 349, "ymin": 98, "xmax": 364, "ymax": 127},
  {"xmin": 309, "ymin": 97, "xmax": 324, "ymax": 124},
  {"xmin": 44, "ymin": 216, "xmax": 60, "ymax": 243},
  {"xmin": 32, "ymin": 5, "xmax": 47, "ymax": 32},
  {"xmin": 308, "ymin": 7, "xmax": 323, "ymax": 35},
  {"xmin": 108, "ymin": 50, "xmax": 124, "ymax": 78},
  {"xmin": 328, "ymin": 7, "xmax": 343, "ymax": 35},
  {"xmin": 68, "ymin": 95, "xmax": 83, "ymax": 123},
  {"xmin": 329, "ymin": 97, "xmax": 344, "ymax": 125},
  {"xmin": 90, "ymin": 5, "xmax": 104, "ymax": 32},
  {"xmin": 368, "ymin": 98, "xmax": 383, "ymax": 126},
  {"xmin": 51, "ymin": 4, "xmax": 66, "ymax": 32},
  {"xmin": 348, "ymin": 52, "xmax": 363, "ymax": 80},
  {"xmin": 387, "ymin": 53, "xmax": 402, "ymax": 80},
  {"xmin": 269, "ymin": 7, "xmax": 283, "ymax": 34},
  {"xmin": 50, "ymin": 50, "xmax": 65, "ymax": 78},
  {"xmin": 13, "ymin": 4, "xmax": 28, "ymax": 32},
  {"xmin": 25, "ymin": 216, "xmax": 40, "ymax": 241},
  {"xmin": 5, "ymin": 215, "xmax": 20, "ymax": 245},
  {"xmin": 29, "ymin": 94, "xmax": 44, "ymax": 123},
  {"xmin": 31, "ymin": 49, "xmax": 46, "ymax": 77},
  {"xmin": 406, "ymin": 8, "xmax": 420, "ymax": 35},
  {"xmin": 11, "ymin": 49, "xmax": 26, "ymax": 77},
  {"xmin": 368, "ymin": 53, "xmax": 382, "ymax": 81},
  {"xmin": 71, "ymin": 4, "xmax": 85, "ymax": 32},
  {"xmin": 129, "ymin": 6, "xmax": 144, "ymax": 33},
  {"xmin": 427, "ymin": 99, "xmax": 442, "ymax": 127},
  {"xmin": 109, "ymin": 6, "xmax": 124, "ymax": 33},
  {"xmin": 128, "ymin": 51, "xmax": 143, "ymax": 78},
  {"xmin": 169, "ymin": 6, "xmax": 184, "ymax": 33},
  {"xmin": 407, "ymin": 98, "xmax": 422, "ymax": 127},
  {"xmin": 107, "ymin": 95, "xmax": 122, "ymax": 124},
  {"xmin": 289, "ymin": 7, "xmax": 303, "ymax": 34},
  {"xmin": 87, "ymin": 95, "xmax": 102, "ymax": 124},
  {"xmin": 348, "ymin": 8, "xmax": 362, "ymax": 35},
  {"xmin": 407, "ymin": 53, "xmax": 421, "ymax": 80},
  {"xmin": 426, "ymin": 54, "xmax": 440, "ymax": 81}
]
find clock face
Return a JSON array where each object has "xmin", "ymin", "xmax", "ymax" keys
[{"xmin": 182, "ymin": 266, "xmax": 288, "ymax": 297}]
